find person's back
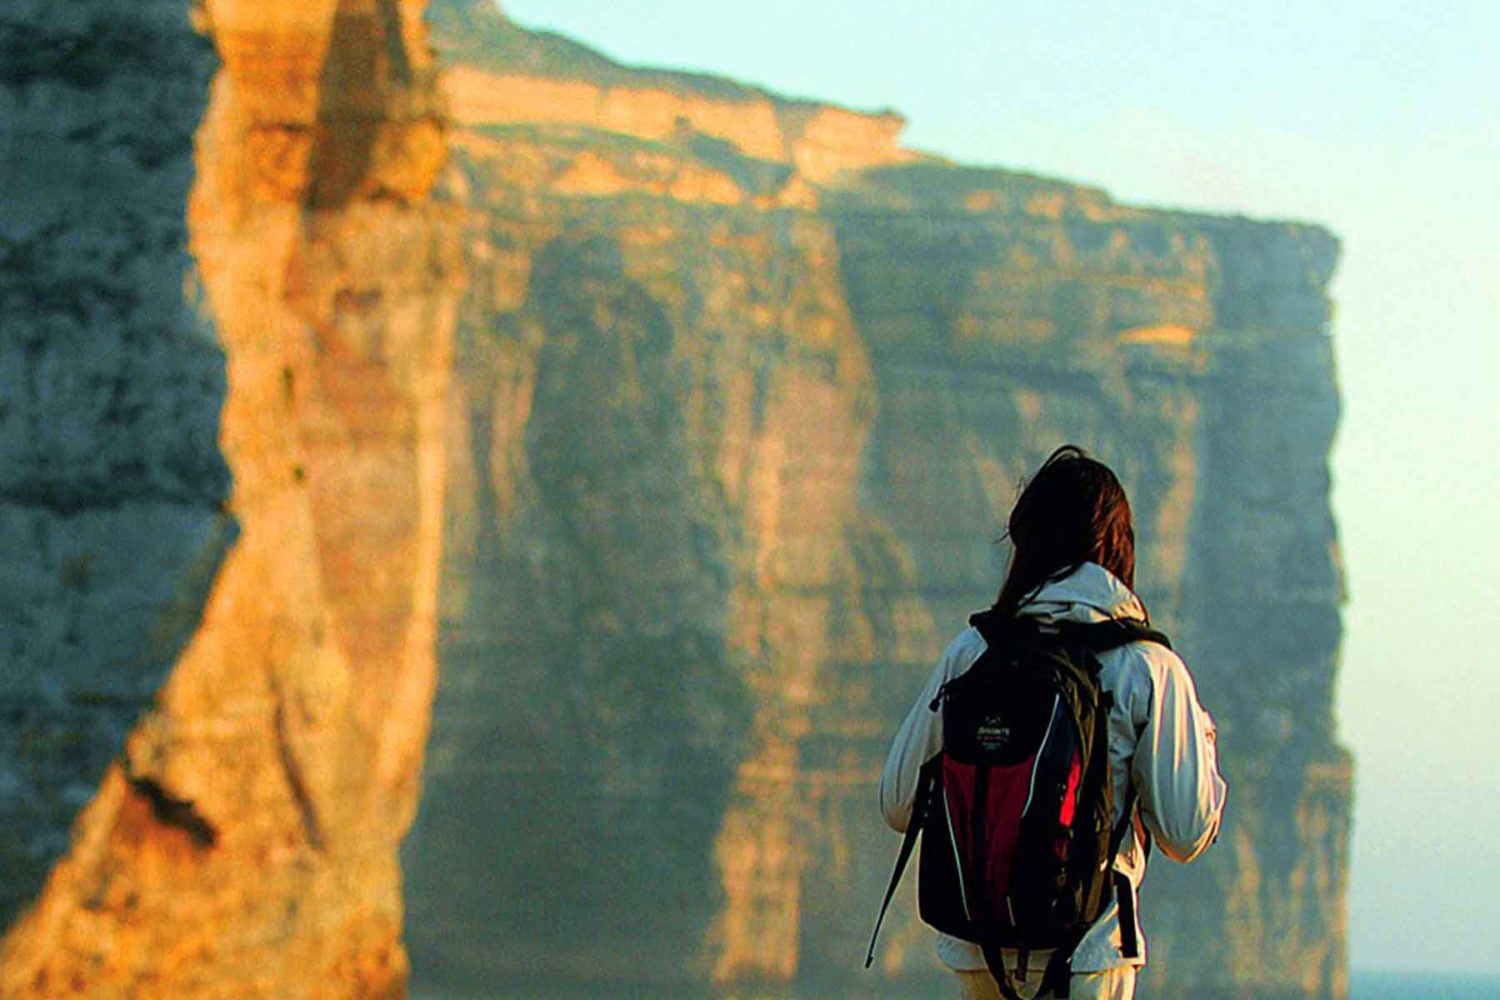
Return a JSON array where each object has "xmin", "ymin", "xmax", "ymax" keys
[{"xmin": 876, "ymin": 446, "xmax": 1226, "ymax": 1000}]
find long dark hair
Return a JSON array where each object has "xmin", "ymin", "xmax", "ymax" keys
[{"xmin": 992, "ymin": 445, "xmax": 1140, "ymax": 618}]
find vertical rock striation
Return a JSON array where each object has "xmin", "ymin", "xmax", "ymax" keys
[
  {"xmin": 0, "ymin": 1, "xmax": 1346, "ymax": 997},
  {"xmin": 826, "ymin": 178, "xmax": 1348, "ymax": 998},
  {"xmin": 404, "ymin": 5, "xmax": 1349, "ymax": 999},
  {"xmin": 1162, "ymin": 218, "xmax": 1349, "ymax": 999},
  {"xmin": 0, "ymin": 0, "xmax": 460, "ymax": 996}
]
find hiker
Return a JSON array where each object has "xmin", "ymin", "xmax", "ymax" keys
[{"xmin": 875, "ymin": 445, "xmax": 1226, "ymax": 1000}]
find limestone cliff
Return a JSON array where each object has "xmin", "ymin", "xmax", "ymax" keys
[
  {"xmin": 0, "ymin": 0, "xmax": 459, "ymax": 996},
  {"xmin": 0, "ymin": 1, "xmax": 1346, "ymax": 998},
  {"xmin": 0, "ymin": 0, "xmax": 226, "ymax": 945},
  {"xmin": 403, "ymin": 4, "xmax": 1349, "ymax": 999}
]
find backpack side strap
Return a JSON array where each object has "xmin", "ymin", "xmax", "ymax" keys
[
  {"xmin": 1106, "ymin": 786, "xmax": 1149, "ymax": 961},
  {"xmin": 979, "ymin": 941, "xmax": 1028, "ymax": 1000},
  {"xmin": 865, "ymin": 761, "xmax": 937, "ymax": 968}
]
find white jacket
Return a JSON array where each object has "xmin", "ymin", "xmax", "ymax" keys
[{"xmin": 878, "ymin": 563, "xmax": 1227, "ymax": 974}]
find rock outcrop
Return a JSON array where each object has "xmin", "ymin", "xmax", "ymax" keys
[
  {"xmin": 0, "ymin": 0, "xmax": 226, "ymax": 948},
  {"xmin": 0, "ymin": 0, "xmax": 460, "ymax": 996},
  {"xmin": 0, "ymin": 0, "xmax": 1346, "ymax": 997},
  {"xmin": 403, "ymin": 4, "xmax": 1349, "ymax": 999}
]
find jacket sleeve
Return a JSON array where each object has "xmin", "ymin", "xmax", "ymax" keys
[
  {"xmin": 878, "ymin": 641, "xmax": 958, "ymax": 832},
  {"xmin": 1130, "ymin": 647, "xmax": 1227, "ymax": 863}
]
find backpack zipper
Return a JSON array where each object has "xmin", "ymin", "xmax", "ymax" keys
[
  {"xmin": 940, "ymin": 788, "xmax": 973, "ymax": 922},
  {"xmin": 1020, "ymin": 694, "xmax": 1061, "ymax": 818}
]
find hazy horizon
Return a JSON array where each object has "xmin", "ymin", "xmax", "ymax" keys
[{"xmin": 495, "ymin": 0, "xmax": 1500, "ymax": 977}]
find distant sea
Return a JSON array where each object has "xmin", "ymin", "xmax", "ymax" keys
[
  {"xmin": 418, "ymin": 969, "xmax": 1500, "ymax": 999},
  {"xmin": 1350, "ymin": 970, "xmax": 1500, "ymax": 998},
  {"xmin": 417, "ymin": 977, "xmax": 1500, "ymax": 1000}
]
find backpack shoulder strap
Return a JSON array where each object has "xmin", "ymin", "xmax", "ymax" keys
[
  {"xmin": 1061, "ymin": 617, "xmax": 1172, "ymax": 654},
  {"xmin": 968, "ymin": 611, "xmax": 1172, "ymax": 656},
  {"xmin": 966, "ymin": 607, "xmax": 1015, "ymax": 649}
]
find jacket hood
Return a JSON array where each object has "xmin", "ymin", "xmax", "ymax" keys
[{"xmin": 1017, "ymin": 562, "xmax": 1146, "ymax": 623}]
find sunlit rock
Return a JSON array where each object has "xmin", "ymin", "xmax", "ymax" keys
[
  {"xmin": 403, "ymin": 3, "xmax": 1348, "ymax": 999},
  {"xmin": 0, "ymin": 0, "xmax": 460, "ymax": 996},
  {"xmin": 0, "ymin": 1, "xmax": 1346, "ymax": 997}
]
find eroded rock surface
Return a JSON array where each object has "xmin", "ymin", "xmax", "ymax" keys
[
  {"xmin": 0, "ymin": 0, "xmax": 459, "ymax": 996},
  {"xmin": 0, "ymin": 1, "xmax": 1346, "ymax": 997},
  {"xmin": 403, "ymin": 4, "xmax": 1349, "ymax": 998},
  {"xmin": 0, "ymin": 0, "xmax": 227, "ymax": 935}
]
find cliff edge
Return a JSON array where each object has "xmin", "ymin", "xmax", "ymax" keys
[{"xmin": 0, "ymin": 2, "xmax": 1346, "ymax": 998}]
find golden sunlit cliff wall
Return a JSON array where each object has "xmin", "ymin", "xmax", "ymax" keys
[
  {"xmin": 1, "ymin": 1, "xmax": 1345, "ymax": 997},
  {"xmin": 0, "ymin": 0, "xmax": 459, "ymax": 996},
  {"xmin": 403, "ymin": 3, "xmax": 1348, "ymax": 999}
]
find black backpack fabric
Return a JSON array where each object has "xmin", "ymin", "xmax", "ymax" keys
[{"xmin": 866, "ymin": 611, "xmax": 1171, "ymax": 998}]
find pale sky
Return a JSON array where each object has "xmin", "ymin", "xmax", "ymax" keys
[{"xmin": 496, "ymin": 0, "xmax": 1500, "ymax": 975}]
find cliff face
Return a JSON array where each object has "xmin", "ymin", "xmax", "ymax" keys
[
  {"xmin": 825, "ymin": 178, "xmax": 1349, "ymax": 998},
  {"xmin": 0, "ymin": 0, "xmax": 459, "ymax": 996},
  {"xmin": 399, "ymin": 4, "xmax": 1350, "ymax": 999},
  {"xmin": 0, "ymin": 0, "xmax": 226, "ymax": 947},
  {"xmin": 0, "ymin": 1, "xmax": 1345, "ymax": 997}
]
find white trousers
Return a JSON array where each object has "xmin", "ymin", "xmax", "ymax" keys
[{"xmin": 955, "ymin": 966, "xmax": 1136, "ymax": 1000}]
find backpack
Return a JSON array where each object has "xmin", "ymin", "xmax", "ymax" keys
[{"xmin": 866, "ymin": 611, "xmax": 1172, "ymax": 998}]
